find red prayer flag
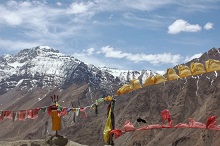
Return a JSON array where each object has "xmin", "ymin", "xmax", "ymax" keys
[
  {"xmin": 58, "ymin": 108, "xmax": 68, "ymax": 117},
  {"xmin": 27, "ymin": 108, "xmax": 40, "ymax": 119},
  {"xmin": 110, "ymin": 129, "xmax": 123, "ymax": 139},
  {"xmin": 206, "ymin": 116, "xmax": 216, "ymax": 128},
  {"xmin": 4, "ymin": 111, "xmax": 13, "ymax": 119},
  {"xmin": 17, "ymin": 110, "xmax": 27, "ymax": 121},
  {"xmin": 80, "ymin": 108, "xmax": 87, "ymax": 118},
  {"xmin": 161, "ymin": 109, "xmax": 173, "ymax": 127},
  {"xmin": 124, "ymin": 120, "xmax": 135, "ymax": 132},
  {"xmin": 61, "ymin": 108, "xmax": 68, "ymax": 116}
]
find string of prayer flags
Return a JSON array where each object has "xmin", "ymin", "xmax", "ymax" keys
[
  {"xmin": 0, "ymin": 106, "xmax": 50, "ymax": 122},
  {"xmin": 0, "ymin": 93, "xmax": 107, "ymax": 123},
  {"xmin": 109, "ymin": 109, "xmax": 220, "ymax": 140},
  {"xmin": 115, "ymin": 59, "xmax": 220, "ymax": 97}
]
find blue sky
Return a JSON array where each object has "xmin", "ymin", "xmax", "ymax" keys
[{"xmin": 0, "ymin": 0, "xmax": 220, "ymax": 73}]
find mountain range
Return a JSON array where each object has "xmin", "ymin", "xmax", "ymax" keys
[
  {"xmin": 0, "ymin": 46, "xmax": 220, "ymax": 146},
  {"xmin": 0, "ymin": 46, "xmax": 151, "ymax": 95}
]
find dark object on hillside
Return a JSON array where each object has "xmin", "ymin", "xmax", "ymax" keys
[{"xmin": 137, "ymin": 117, "xmax": 147, "ymax": 123}]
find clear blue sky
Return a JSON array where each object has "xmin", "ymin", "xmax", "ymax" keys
[{"xmin": 0, "ymin": 0, "xmax": 220, "ymax": 73}]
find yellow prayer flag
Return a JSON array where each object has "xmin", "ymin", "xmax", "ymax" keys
[
  {"xmin": 190, "ymin": 62, "xmax": 206, "ymax": 75},
  {"xmin": 103, "ymin": 96, "xmax": 113, "ymax": 102},
  {"xmin": 166, "ymin": 68, "xmax": 180, "ymax": 81},
  {"xmin": 51, "ymin": 110, "xmax": 61, "ymax": 131},
  {"xmin": 205, "ymin": 59, "xmax": 220, "ymax": 72},
  {"xmin": 178, "ymin": 65, "xmax": 192, "ymax": 78},
  {"xmin": 103, "ymin": 108, "xmax": 112, "ymax": 144}
]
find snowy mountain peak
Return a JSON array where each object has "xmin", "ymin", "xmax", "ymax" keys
[
  {"xmin": 100, "ymin": 67, "xmax": 153, "ymax": 84},
  {"xmin": 35, "ymin": 45, "xmax": 59, "ymax": 53},
  {"xmin": 0, "ymin": 46, "xmax": 122, "ymax": 94},
  {"xmin": 16, "ymin": 46, "xmax": 59, "ymax": 60}
]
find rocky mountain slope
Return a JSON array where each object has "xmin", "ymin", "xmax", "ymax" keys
[{"xmin": 0, "ymin": 47, "xmax": 220, "ymax": 146}]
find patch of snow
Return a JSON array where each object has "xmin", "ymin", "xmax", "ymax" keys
[
  {"xmin": 28, "ymin": 88, "xmax": 33, "ymax": 92},
  {"xmin": 206, "ymin": 76, "xmax": 210, "ymax": 80},
  {"xmin": 214, "ymin": 71, "xmax": 218, "ymax": 77},
  {"xmin": 39, "ymin": 45, "xmax": 51, "ymax": 49},
  {"xmin": 181, "ymin": 78, "xmax": 187, "ymax": 89},
  {"xmin": 156, "ymin": 70, "xmax": 165, "ymax": 75},
  {"xmin": 3, "ymin": 54, "xmax": 12, "ymax": 58},
  {"xmin": 196, "ymin": 77, "xmax": 199, "ymax": 96},
  {"xmin": 100, "ymin": 67, "xmax": 129, "ymax": 77},
  {"xmin": 16, "ymin": 79, "xmax": 24, "ymax": 86},
  {"xmin": 211, "ymin": 79, "xmax": 214, "ymax": 86},
  {"xmin": 8, "ymin": 62, "xmax": 25, "ymax": 68}
]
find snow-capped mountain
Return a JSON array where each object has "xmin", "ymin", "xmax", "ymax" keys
[
  {"xmin": 0, "ymin": 46, "xmax": 152, "ymax": 95},
  {"xmin": 0, "ymin": 46, "xmax": 74, "ymax": 90},
  {"xmin": 100, "ymin": 67, "xmax": 152, "ymax": 84}
]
